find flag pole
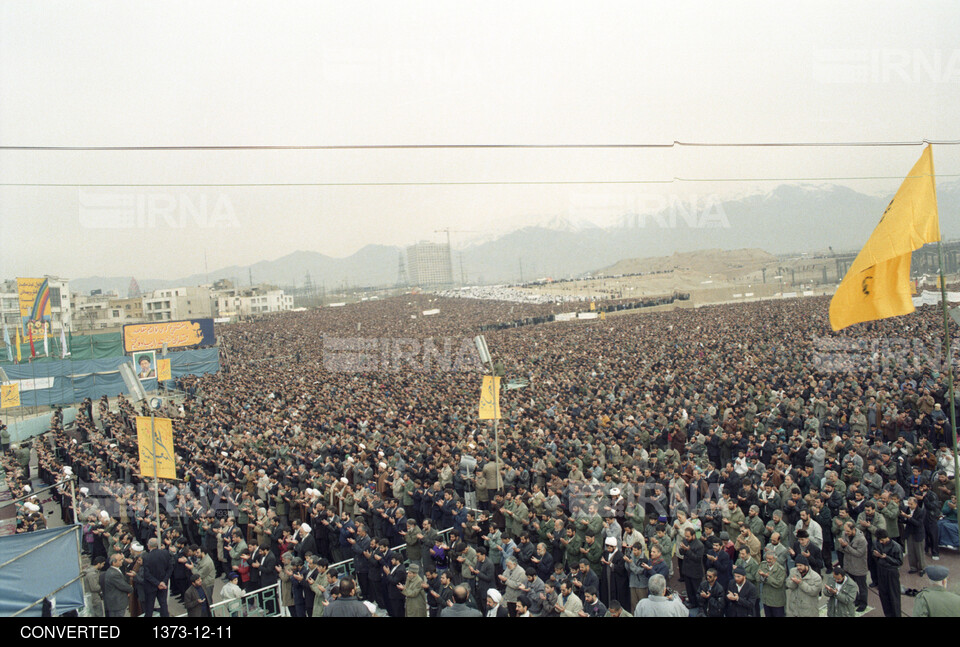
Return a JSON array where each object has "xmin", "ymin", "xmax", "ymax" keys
[{"xmin": 936, "ymin": 238, "xmax": 960, "ymax": 507}]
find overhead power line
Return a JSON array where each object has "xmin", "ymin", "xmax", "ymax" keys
[
  {"xmin": 1, "ymin": 139, "xmax": 960, "ymax": 152},
  {"xmin": 2, "ymin": 173, "xmax": 960, "ymax": 188}
]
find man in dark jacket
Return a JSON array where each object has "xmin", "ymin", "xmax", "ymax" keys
[
  {"xmin": 698, "ymin": 568, "xmax": 726, "ymax": 617},
  {"xmin": 725, "ymin": 566, "xmax": 758, "ymax": 617},
  {"xmin": 103, "ymin": 554, "xmax": 133, "ymax": 617},
  {"xmin": 140, "ymin": 538, "xmax": 174, "ymax": 617},
  {"xmin": 679, "ymin": 528, "xmax": 705, "ymax": 608},
  {"xmin": 791, "ymin": 530, "xmax": 824, "ymax": 574},
  {"xmin": 293, "ymin": 523, "xmax": 317, "ymax": 562},
  {"xmin": 384, "ymin": 553, "xmax": 406, "ymax": 617},
  {"xmin": 257, "ymin": 544, "xmax": 279, "ymax": 594},
  {"xmin": 183, "ymin": 572, "xmax": 210, "ymax": 617},
  {"xmin": 874, "ymin": 529, "xmax": 903, "ymax": 618},
  {"xmin": 325, "ymin": 579, "xmax": 373, "ymax": 617},
  {"xmin": 439, "ymin": 585, "xmax": 483, "ymax": 617}
]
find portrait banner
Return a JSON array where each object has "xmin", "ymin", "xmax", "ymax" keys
[{"xmin": 132, "ymin": 350, "xmax": 157, "ymax": 381}]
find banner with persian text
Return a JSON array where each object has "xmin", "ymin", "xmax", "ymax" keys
[
  {"xmin": 122, "ymin": 318, "xmax": 215, "ymax": 353},
  {"xmin": 16, "ymin": 278, "xmax": 51, "ymax": 335}
]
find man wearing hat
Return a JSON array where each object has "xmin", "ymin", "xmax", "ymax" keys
[
  {"xmin": 914, "ymin": 566, "xmax": 960, "ymax": 617},
  {"xmin": 400, "ymin": 563, "xmax": 427, "ymax": 617},
  {"xmin": 785, "ymin": 555, "xmax": 821, "ymax": 617},
  {"xmin": 725, "ymin": 565, "xmax": 758, "ymax": 617},
  {"xmin": 822, "ymin": 565, "xmax": 857, "ymax": 617},
  {"xmin": 599, "ymin": 535, "xmax": 629, "ymax": 609}
]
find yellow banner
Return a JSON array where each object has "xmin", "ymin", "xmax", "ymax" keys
[
  {"xmin": 136, "ymin": 416, "xmax": 177, "ymax": 479},
  {"xmin": 479, "ymin": 375, "xmax": 501, "ymax": 420},
  {"xmin": 589, "ymin": 301, "xmax": 596, "ymax": 311},
  {"xmin": 17, "ymin": 278, "xmax": 51, "ymax": 332},
  {"xmin": 1, "ymin": 383, "xmax": 20, "ymax": 409},
  {"xmin": 156, "ymin": 358, "xmax": 172, "ymax": 381},
  {"xmin": 829, "ymin": 146, "xmax": 940, "ymax": 331},
  {"xmin": 123, "ymin": 320, "xmax": 211, "ymax": 353}
]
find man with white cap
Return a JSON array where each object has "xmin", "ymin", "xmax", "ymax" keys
[
  {"xmin": 914, "ymin": 566, "xmax": 960, "ymax": 617},
  {"xmin": 600, "ymin": 535, "xmax": 629, "ymax": 609}
]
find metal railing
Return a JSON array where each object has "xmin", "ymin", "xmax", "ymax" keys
[
  {"xmin": 172, "ymin": 525, "xmax": 456, "ymax": 617},
  {"xmin": 176, "ymin": 582, "xmax": 282, "ymax": 618},
  {"xmin": 327, "ymin": 526, "xmax": 455, "ymax": 580}
]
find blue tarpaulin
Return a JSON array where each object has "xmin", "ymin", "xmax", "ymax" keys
[
  {"xmin": 2, "ymin": 347, "xmax": 219, "ymax": 408},
  {"xmin": 0, "ymin": 525, "xmax": 84, "ymax": 617}
]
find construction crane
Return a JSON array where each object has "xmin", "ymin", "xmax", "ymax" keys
[{"xmin": 435, "ymin": 228, "xmax": 477, "ymax": 286}]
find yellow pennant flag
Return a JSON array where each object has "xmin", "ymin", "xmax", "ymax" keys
[
  {"xmin": 15, "ymin": 328, "xmax": 21, "ymax": 363},
  {"xmin": 136, "ymin": 416, "xmax": 177, "ymax": 479},
  {"xmin": 479, "ymin": 375, "xmax": 501, "ymax": 420},
  {"xmin": 156, "ymin": 358, "xmax": 172, "ymax": 381},
  {"xmin": 1, "ymin": 383, "xmax": 19, "ymax": 408},
  {"xmin": 829, "ymin": 146, "xmax": 940, "ymax": 331}
]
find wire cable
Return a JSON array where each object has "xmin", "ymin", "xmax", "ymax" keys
[
  {"xmin": 2, "ymin": 139, "xmax": 960, "ymax": 152},
  {"xmin": 2, "ymin": 173, "xmax": 959, "ymax": 188}
]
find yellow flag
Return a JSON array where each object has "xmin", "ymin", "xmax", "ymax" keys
[
  {"xmin": 829, "ymin": 146, "xmax": 939, "ymax": 331},
  {"xmin": 15, "ymin": 328, "xmax": 21, "ymax": 363},
  {"xmin": 136, "ymin": 416, "xmax": 177, "ymax": 479},
  {"xmin": 478, "ymin": 375, "xmax": 501, "ymax": 420},
  {"xmin": 1, "ymin": 383, "xmax": 19, "ymax": 408},
  {"xmin": 157, "ymin": 358, "xmax": 172, "ymax": 381}
]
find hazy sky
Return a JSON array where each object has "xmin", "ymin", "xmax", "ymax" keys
[{"xmin": 1, "ymin": 0, "xmax": 959, "ymax": 281}]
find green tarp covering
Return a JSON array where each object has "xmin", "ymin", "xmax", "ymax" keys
[{"xmin": 0, "ymin": 331, "xmax": 124, "ymax": 363}]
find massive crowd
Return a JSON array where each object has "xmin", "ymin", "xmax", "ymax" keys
[{"xmin": 5, "ymin": 292, "xmax": 960, "ymax": 617}]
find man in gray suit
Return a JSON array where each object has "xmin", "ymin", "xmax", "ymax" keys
[{"xmin": 103, "ymin": 554, "xmax": 133, "ymax": 617}]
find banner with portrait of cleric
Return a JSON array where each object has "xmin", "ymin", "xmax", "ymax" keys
[{"xmin": 133, "ymin": 350, "xmax": 157, "ymax": 381}]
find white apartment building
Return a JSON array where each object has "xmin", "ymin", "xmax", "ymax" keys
[
  {"xmin": 213, "ymin": 286, "xmax": 293, "ymax": 317},
  {"xmin": 142, "ymin": 286, "xmax": 213, "ymax": 322}
]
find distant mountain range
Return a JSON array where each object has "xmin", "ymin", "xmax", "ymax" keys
[{"xmin": 70, "ymin": 180, "xmax": 960, "ymax": 296}]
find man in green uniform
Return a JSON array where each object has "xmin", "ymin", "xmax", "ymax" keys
[
  {"xmin": 914, "ymin": 566, "xmax": 960, "ymax": 617},
  {"xmin": 823, "ymin": 565, "xmax": 857, "ymax": 617}
]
